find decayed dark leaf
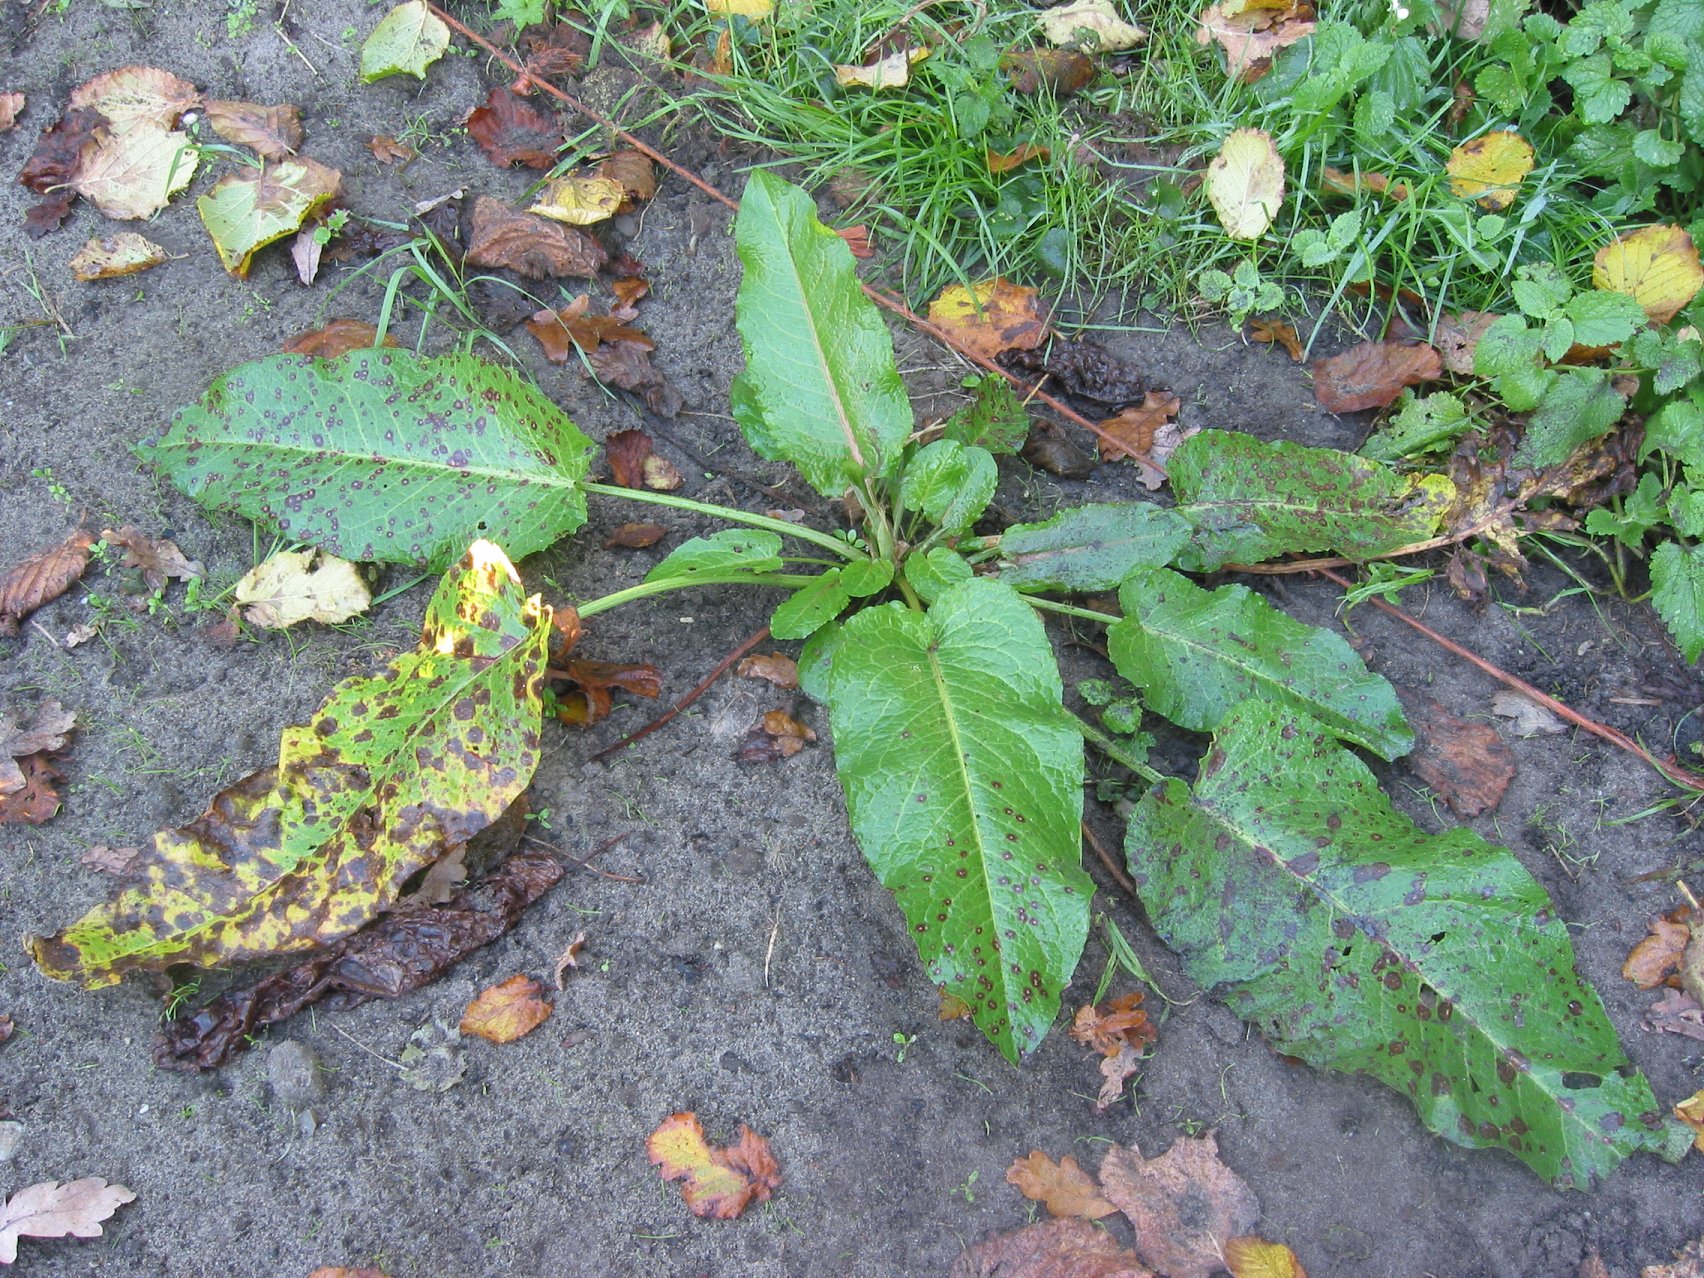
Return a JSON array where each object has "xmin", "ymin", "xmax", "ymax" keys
[
  {"xmin": 1023, "ymin": 419, "xmax": 1098, "ymax": 479},
  {"xmin": 647, "ymin": 1112, "xmax": 782, "ymax": 1220},
  {"xmin": 0, "ymin": 754, "xmax": 64, "ymax": 826},
  {"xmin": 949, "ymin": 1217, "xmax": 1152, "ymax": 1278},
  {"xmin": 281, "ymin": 319, "xmax": 400, "ymax": 359},
  {"xmin": 1073, "ymin": 991, "xmax": 1156, "ymax": 1109},
  {"xmin": 1401, "ymin": 694, "xmax": 1514, "ymax": 817},
  {"xmin": 18, "ymin": 105, "xmax": 105, "ymax": 195},
  {"xmin": 1312, "ymin": 341, "xmax": 1442, "ymax": 414},
  {"xmin": 604, "ymin": 428, "xmax": 654, "ymax": 489},
  {"xmin": 465, "ymin": 195, "xmax": 606, "ymax": 279},
  {"xmin": 587, "ymin": 339, "xmax": 685, "ymax": 416},
  {"xmin": 1648, "ymin": 990, "xmax": 1704, "ymax": 1041},
  {"xmin": 1434, "ymin": 310, "xmax": 1499, "ymax": 375},
  {"xmin": 24, "ymin": 190, "xmax": 77, "ymax": 237},
  {"xmin": 521, "ymin": 22, "xmax": 591, "ymax": 84},
  {"xmin": 0, "ymin": 527, "xmax": 94, "ymax": 635},
  {"xmin": 1, "ymin": 699, "xmax": 75, "ymax": 796},
  {"xmin": 0, "ymin": 1177, "xmax": 136, "ymax": 1266},
  {"xmin": 101, "ymin": 526, "xmax": 202, "ymax": 593},
  {"xmin": 1001, "ymin": 48, "xmax": 1096, "ymax": 96},
  {"xmin": 736, "ymin": 708, "xmax": 817, "ymax": 763},
  {"xmin": 467, "ymin": 87, "xmax": 560, "ymax": 168},
  {"xmin": 1099, "ymin": 1134, "xmax": 1259, "ymax": 1278},
  {"xmin": 204, "ymin": 100, "xmax": 301, "ymax": 160},
  {"xmin": 1005, "ymin": 1152, "xmax": 1117, "ymax": 1221},
  {"xmin": 155, "ymin": 846, "xmax": 562, "ymax": 1071},
  {"xmin": 605, "ymin": 522, "xmax": 667, "ymax": 549},
  {"xmin": 736, "ymin": 653, "xmax": 799, "ymax": 689},
  {"xmin": 0, "ymin": 1014, "xmax": 11, "ymax": 1045},
  {"xmin": 1003, "ymin": 338, "xmax": 1147, "ymax": 410},
  {"xmin": 461, "ymin": 973, "xmax": 553, "ymax": 1043}
]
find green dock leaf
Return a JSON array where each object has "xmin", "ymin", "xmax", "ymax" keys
[{"xmin": 997, "ymin": 503, "xmax": 1191, "ymax": 593}]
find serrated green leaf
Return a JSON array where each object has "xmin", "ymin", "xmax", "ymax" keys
[
  {"xmin": 732, "ymin": 171, "xmax": 912, "ymax": 497},
  {"xmin": 1109, "ymin": 567, "xmax": 1412, "ymax": 759},
  {"xmin": 899, "ymin": 440, "xmax": 997, "ymax": 536},
  {"xmin": 1651, "ymin": 0, "xmax": 1704, "ymax": 41},
  {"xmin": 997, "ymin": 503, "xmax": 1192, "ymax": 593},
  {"xmin": 1473, "ymin": 314, "xmax": 1545, "ymax": 376},
  {"xmin": 1516, "ymin": 371, "xmax": 1627, "ymax": 468},
  {"xmin": 1652, "ymin": 539, "xmax": 1704, "ymax": 661},
  {"xmin": 1634, "ymin": 128, "xmax": 1687, "ymax": 168},
  {"xmin": 1170, "ymin": 431, "xmax": 1452, "ymax": 571},
  {"xmin": 27, "ymin": 542, "xmax": 551, "ymax": 987},
  {"xmin": 904, "ymin": 546, "xmax": 975, "ymax": 604},
  {"xmin": 1563, "ymin": 289, "xmax": 1646, "ymax": 347},
  {"xmin": 1583, "ymin": 473, "xmax": 1664, "ymax": 546},
  {"xmin": 1561, "ymin": 54, "xmax": 1633, "ymax": 123},
  {"xmin": 1125, "ymin": 701, "xmax": 1671, "ymax": 1188},
  {"xmin": 1681, "ymin": 61, "xmax": 1704, "ymax": 144},
  {"xmin": 1361, "ymin": 392, "xmax": 1471, "ymax": 462},
  {"xmin": 1540, "ymin": 317, "xmax": 1577, "ymax": 364},
  {"xmin": 827, "ymin": 579, "xmax": 1089, "ymax": 1062},
  {"xmin": 943, "ymin": 375, "xmax": 1031, "ymax": 455},
  {"xmin": 771, "ymin": 569, "xmax": 852, "ymax": 640},
  {"xmin": 1670, "ymin": 486, "xmax": 1704, "ymax": 538},
  {"xmin": 360, "ymin": 0, "xmax": 451, "ymax": 82},
  {"xmin": 145, "ymin": 350, "xmax": 594, "ymax": 569},
  {"xmin": 644, "ymin": 529, "xmax": 783, "ymax": 584},
  {"xmin": 1512, "ymin": 265, "xmax": 1571, "ymax": 320},
  {"xmin": 1644, "ymin": 396, "xmax": 1704, "ymax": 464}
]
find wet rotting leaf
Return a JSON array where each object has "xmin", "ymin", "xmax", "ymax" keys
[
  {"xmin": 142, "ymin": 349, "xmax": 594, "ymax": 569},
  {"xmin": 826, "ymin": 578, "xmax": 1090, "ymax": 1062},
  {"xmin": 28, "ymin": 541, "xmax": 553, "ymax": 989},
  {"xmin": 996, "ymin": 503, "xmax": 1192, "ymax": 593},
  {"xmin": 1109, "ymin": 567, "xmax": 1413, "ymax": 760},
  {"xmin": 1125, "ymin": 701, "xmax": 1679, "ymax": 1188}
]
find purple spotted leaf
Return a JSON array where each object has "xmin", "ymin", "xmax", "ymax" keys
[
  {"xmin": 825, "ymin": 578, "xmax": 1090, "ymax": 1062},
  {"xmin": 26, "ymin": 542, "xmax": 553, "ymax": 988},
  {"xmin": 1126, "ymin": 700, "xmax": 1680, "ymax": 1189},
  {"xmin": 143, "ymin": 349, "xmax": 595, "ymax": 569}
]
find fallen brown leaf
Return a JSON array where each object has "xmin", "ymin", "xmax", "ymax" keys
[
  {"xmin": 604, "ymin": 428, "xmax": 655, "ymax": 489},
  {"xmin": 641, "ymin": 455, "xmax": 684, "ymax": 490},
  {"xmin": 0, "ymin": 92, "xmax": 22, "ymax": 133},
  {"xmin": 1249, "ymin": 317, "xmax": 1303, "ymax": 361},
  {"xmin": 1097, "ymin": 392, "xmax": 1182, "ymax": 464},
  {"xmin": 1624, "ymin": 911, "xmax": 1692, "ymax": 990},
  {"xmin": 1643, "ymin": 1238, "xmax": 1704, "ymax": 1278},
  {"xmin": 736, "ymin": 653, "xmax": 799, "ymax": 689},
  {"xmin": 204, "ymin": 100, "xmax": 301, "ymax": 160},
  {"xmin": 1005, "ymin": 1151, "xmax": 1117, "ymax": 1220},
  {"xmin": 1002, "ymin": 48, "xmax": 1096, "ymax": 96},
  {"xmin": 605, "ymin": 522, "xmax": 668, "ymax": 549},
  {"xmin": 1312, "ymin": 340, "xmax": 1442, "ymax": 414},
  {"xmin": 1196, "ymin": 0, "xmax": 1316, "ymax": 83},
  {"xmin": 1099, "ymin": 1133, "xmax": 1259, "ymax": 1278},
  {"xmin": 68, "ymin": 232, "xmax": 168, "ymax": 280},
  {"xmin": 520, "ymin": 21, "xmax": 591, "ymax": 84},
  {"xmin": 291, "ymin": 227, "xmax": 323, "ymax": 285},
  {"xmin": 1071, "ymin": 991, "xmax": 1157, "ymax": 1056},
  {"xmin": 0, "ymin": 1014, "xmax": 11, "ymax": 1044},
  {"xmin": 525, "ymin": 297, "xmax": 651, "ymax": 363},
  {"xmin": 308, "ymin": 1267, "xmax": 393, "ymax": 1278},
  {"xmin": 460, "ymin": 973, "xmax": 553, "ymax": 1043},
  {"xmin": 553, "ymin": 930, "xmax": 588, "ymax": 990},
  {"xmin": 467, "ymin": 87, "xmax": 560, "ymax": 168},
  {"xmin": 282, "ymin": 319, "xmax": 400, "ymax": 359},
  {"xmin": 611, "ymin": 276, "xmax": 650, "ymax": 316},
  {"xmin": 366, "ymin": 134, "xmax": 415, "ymax": 164},
  {"xmin": 929, "ymin": 278, "xmax": 1051, "ymax": 361},
  {"xmin": 1434, "ymin": 311, "xmax": 1500, "ymax": 375},
  {"xmin": 1489, "ymin": 690, "xmax": 1566, "ymax": 736},
  {"xmin": 101, "ymin": 526, "xmax": 202, "ymax": 593},
  {"xmin": 0, "ymin": 1177, "xmax": 136, "ymax": 1266},
  {"xmin": 1319, "ymin": 166, "xmax": 1409, "ymax": 201},
  {"xmin": 81, "ymin": 844, "xmax": 142, "ymax": 875},
  {"xmin": 836, "ymin": 224, "xmax": 875, "ymax": 259},
  {"xmin": 1097, "ymin": 1041, "xmax": 1144, "ymax": 1110},
  {"xmin": 736, "ymin": 708, "xmax": 817, "ymax": 763},
  {"xmin": 0, "ymin": 753, "xmax": 64, "ymax": 825},
  {"xmin": 988, "ymin": 143, "xmax": 1051, "ymax": 174},
  {"xmin": 596, "ymin": 149, "xmax": 657, "ymax": 202},
  {"xmin": 550, "ymin": 657, "xmax": 663, "ymax": 726},
  {"xmin": 0, "ymin": 527, "xmax": 95, "ymax": 635},
  {"xmin": 1647, "ymin": 990, "xmax": 1704, "ymax": 1041},
  {"xmin": 647, "ymin": 1113, "xmax": 781, "ymax": 1219},
  {"xmin": 2, "ymin": 699, "xmax": 76, "ymax": 796},
  {"xmin": 19, "ymin": 106, "xmax": 105, "ymax": 235},
  {"xmin": 1023, "ymin": 418, "xmax": 1098, "ymax": 479},
  {"xmin": 588, "ymin": 340, "xmax": 684, "ymax": 416},
  {"xmin": 465, "ymin": 195, "xmax": 605, "ymax": 279},
  {"xmin": 949, "ymin": 1217, "xmax": 1153, "ymax": 1278},
  {"xmin": 1674, "ymin": 1088, "xmax": 1704, "ymax": 1153}
]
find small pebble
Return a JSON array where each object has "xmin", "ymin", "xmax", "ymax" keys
[
  {"xmin": 0, "ymin": 1121, "xmax": 23, "ymax": 1162},
  {"xmin": 267, "ymin": 1040, "xmax": 324, "ymax": 1108}
]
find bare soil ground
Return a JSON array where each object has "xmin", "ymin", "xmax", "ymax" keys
[{"xmin": 2, "ymin": 4, "xmax": 1702, "ymax": 1276}]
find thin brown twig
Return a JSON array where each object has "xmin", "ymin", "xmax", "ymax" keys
[
  {"xmin": 523, "ymin": 830, "xmax": 644, "ymax": 882},
  {"xmin": 590, "ymin": 625, "xmax": 772, "ymax": 762},
  {"xmin": 1227, "ymin": 499, "xmax": 1529, "ymax": 575},
  {"xmin": 1081, "ymin": 820, "xmax": 1138, "ymax": 896},
  {"xmin": 424, "ymin": 4, "xmax": 1163, "ymax": 476},
  {"xmin": 1313, "ymin": 565, "xmax": 1704, "ymax": 795}
]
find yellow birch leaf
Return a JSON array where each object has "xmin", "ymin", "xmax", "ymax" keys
[
  {"xmin": 705, "ymin": 0, "xmax": 773, "ymax": 17},
  {"xmin": 528, "ymin": 175, "xmax": 625, "ymax": 226},
  {"xmin": 1593, "ymin": 224, "xmax": 1704, "ymax": 325},
  {"xmin": 1037, "ymin": 0, "xmax": 1147, "ymax": 50},
  {"xmin": 68, "ymin": 232, "xmax": 168, "ymax": 281},
  {"xmin": 833, "ymin": 47, "xmax": 929, "ymax": 90},
  {"xmin": 1445, "ymin": 130, "xmax": 1533, "ymax": 210},
  {"xmin": 1226, "ymin": 1236, "xmax": 1309, "ymax": 1278},
  {"xmin": 1205, "ymin": 127, "xmax": 1284, "ymax": 241}
]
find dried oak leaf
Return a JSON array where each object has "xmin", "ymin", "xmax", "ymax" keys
[
  {"xmin": 1402, "ymin": 694, "xmax": 1514, "ymax": 816},
  {"xmin": 81, "ymin": 844, "xmax": 142, "ymax": 875},
  {"xmin": 950, "ymin": 1217, "xmax": 1152, "ymax": 1278},
  {"xmin": 0, "ymin": 754, "xmax": 64, "ymax": 826},
  {"xmin": 1097, "ymin": 392, "xmax": 1181, "ymax": 465},
  {"xmin": 204, "ymin": 100, "xmax": 302, "ymax": 161},
  {"xmin": 0, "ymin": 527, "xmax": 94, "ymax": 634},
  {"xmin": 1098, "ymin": 1133, "xmax": 1259, "ymax": 1278},
  {"xmin": 1, "ymin": 699, "xmax": 76, "ymax": 796},
  {"xmin": 282, "ymin": 319, "xmax": 400, "ymax": 359},
  {"xmin": 467, "ymin": 87, "xmax": 560, "ymax": 168},
  {"xmin": 460, "ymin": 973, "xmax": 553, "ymax": 1043},
  {"xmin": 647, "ymin": 1112, "xmax": 781, "ymax": 1219},
  {"xmin": 605, "ymin": 522, "xmax": 668, "ymax": 549},
  {"xmin": 1224, "ymin": 1236, "xmax": 1308, "ymax": 1278},
  {"xmin": 0, "ymin": 1177, "xmax": 136, "ymax": 1265},
  {"xmin": 526, "ymin": 297, "xmax": 650, "ymax": 363},
  {"xmin": 101, "ymin": 526, "xmax": 203, "ymax": 593},
  {"xmin": 736, "ymin": 653, "xmax": 799, "ymax": 689},
  {"xmin": 1005, "ymin": 1151, "xmax": 1117, "ymax": 1220},
  {"xmin": 1249, "ymin": 318, "xmax": 1303, "ymax": 361},
  {"xmin": 1002, "ymin": 338, "xmax": 1147, "ymax": 410},
  {"xmin": 1312, "ymin": 340, "xmax": 1442, "ymax": 414},
  {"xmin": 736, "ymin": 709, "xmax": 817, "ymax": 763},
  {"xmin": 929, "ymin": 278, "xmax": 1052, "ymax": 362},
  {"xmin": 465, "ymin": 195, "xmax": 606, "ymax": 279},
  {"xmin": 1070, "ymin": 991, "xmax": 1157, "ymax": 1056}
]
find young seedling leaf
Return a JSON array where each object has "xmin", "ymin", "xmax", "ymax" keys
[
  {"xmin": 1125, "ymin": 701, "xmax": 1675, "ymax": 1189},
  {"xmin": 1109, "ymin": 567, "xmax": 1412, "ymax": 759},
  {"xmin": 360, "ymin": 0, "xmax": 452, "ymax": 82},
  {"xmin": 643, "ymin": 529, "xmax": 783, "ymax": 583},
  {"xmin": 144, "ymin": 349, "xmax": 595, "ymax": 569},
  {"xmin": 1206, "ymin": 128, "xmax": 1284, "ymax": 241},
  {"xmin": 0, "ymin": 1177, "xmax": 135, "ymax": 1266},
  {"xmin": 732, "ymin": 171, "xmax": 912, "ymax": 497},
  {"xmin": 1592, "ymin": 224, "xmax": 1704, "ymax": 324},
  {"xmin": 1446, "ymin": 131, "xmax": 1534, "ymax": 210},
  {"xmin": 997, "ymin": 503, "xmax": 1191, "ymax": 593},
  {"xmin": 826, "ymin": 579, "xmax": 1090, "ymax": 1061},
  {"xmin": 196, "ymin": 158, "xmax": 341, "ymax": 277},
  {"xmin": 26, "ymin": 542, "xmax": 551, "ymax": 988},
  {"xmin": 1169, "ymin": 430, "xmax": 1452, "ymax": 570}
]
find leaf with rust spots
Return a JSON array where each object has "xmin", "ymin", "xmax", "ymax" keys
[
  {"xmin": 282, "ymin": 319, "xmax": 399, "ymax": 359},
  {"xmin": 736, "ymin": 708, "xmax": 817, "ymax": 763},
  {"xmin": 1225, "ymin": 1236, "xmax": 1308, "ymax": 1278},
  {"xmin": 101, "ymin": 526, "xmax": 203, "ymax": 594},
  {"xmin": 605, "ymin": 522, "xmax": 667, "ymax": 549},
  {"xmin": 1312, "ymin": 341, "xmax": 1442, "ymax": 414},
  {"xmin": 1099, "ymin": 1133, "xmax": 1259, "ymax": 1278},
  {"xmin": 1, "ymin": 699, "xmax": 75, "ymax": 797},
  {"xmin": 204, "ymin": 100, "xmax": 301, "ymax": 160},
  {"xmin": 1005, "ymin": 1152, "xmax": 1117, "ymax": 1220},
  {"xmin": 461, "ymin": 973, "xmax": 552, "ymax": 1043},
  {"xmin": 0, "ymin": 527, "xmax": 93, "ymax": 634},
  {"xmin": 465, "ymin": 195, "xmax": 605, "ymax": 279},
  {"xmin": 1403, "ymin": 693, "xmax": 1514, "ymax": 816},
  {"xmin": 928, "ymin": 279, "xmax": 1051, "ymax": 362},
  {"xmin": 949, "ymin": 1217, "xmax": 1153, "ymax": 1278},
  {"xmin": 1249, "ymin": 318, "xmax": 1303, "ymax": 360},
  {"xmin": 467, "ymin": 87, "xmax": 560, "ymax": 168},
  {"xmin": 26, "ymin": 541, "xmax": 553, "ymax": 988},
  {"xmin": 736, "ymin": 653, "xmax": 799, "ymax": 689},
  {"xmin": 647, "ymin": 1112, "xmax": 781, "ymax": 1219}
]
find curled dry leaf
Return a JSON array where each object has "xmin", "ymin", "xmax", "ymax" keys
[
  {"xmin": 0, "ymin": 527, "xmax": 95, "ymax": 635},
  {"xmin": 646, "ymin": 1112, "xmax": 781, "ymax": 1219},
  {"xmin": 836, "ymin": 224, "xmax": 874, "ymax": 259},
  {"xmin": 736, "ymin": 709, "xmax": 817, "ymax": 763},
  {"xmin": 204, "ymin": 100, "xmax": 302, "ymax": 161},
  {"xmin": 1005, "ymin": 336, "xmax": 1149, "ymax": 409},
  {"xmin": 928, "ymin": 278, "xmax": 1051, "ymax": 361},
  {"xmin": 553, "ymin": 930, "xmax": 588, "ymax": 989},
  {"xmin": 1648, "ymin": 990, "xmax": 1704, "ymax": 1042},
  {"xmin": 1446, "ymin": 130, "xmax": 1534, "ymax": 210},
  {"xmin": 605, "ymin": 522, "xmax": 667, "ymax": 549},
  {"xmin": 467, "ymin": 87, "xmax": 560, "ymax": 168},
  {"xmin": 1197, "ymin": 0, "xmax": 1316, "ymax": 83},
  {"xmin": 1319, "ymin": 166, "xmax": 1408, "ymax": 201},
  {"xmin": 949, "ymin": 1217, "xmax": 1152, "ymax": 1278},
  {"xmin": 833, "ymin": 47, "xmax": 930, "ymax": 90},
  {"xmin": 367, "ymin": 134, "xmax": 415, "ymax": 164},
  {"xmin": 1037, "ymin": 0, "xmax": 1147, "ymax": 51},
  {"xmin": 1402, "ymin": 694, "xmax": 1514, "ymax": 817},
  {"xmin": 1206, "ymin": 127, "xmax": 1284, "ymax": 241},
  {"xmin": 465, "ymin": 195, "xmax": 606, "ymax": 279},
  {"xmin": 588, "ymin": 340, "xmax": 685, "ymax": 417},
  {"xmin": 233, "ymin": 549, "xmax": 373, "ymax": 629},
  {"xmin": 736, "ymin": 653, "xmax": 800, "ymax": 689},
  {"xmin": 1311, "ymin": 340, "xmax": 1442, "ymax": 414},
  {"xmin": 282, "ymin": 319, "xmax": 400, "ymax": 359},
  {"xmin": 1, "ymin": 699, "xmax": 76, "ymax": 796},
  {"xmin": 1622, "ymin": 908, "xmax": 1694, "ymax": 990},
  {"xmin": 642, "ymin": 455, "xmax": 684, "ymax": 490},
  {"xmin": 528, "ymin": 175, "xmax": 624, "ymax": 226},
  {"xmin": 0, "ymin": 1177, "xmax": 136, "ymax": 1266},
  {"xmin": 1224, "ymin": 1236, "xmax": 1308, "ymax": 1278},
  {"xmin": 525, "ymin": 298, "xmax": 650, "ymax": 363},
  {"xmin": 1593, "ymin": 224, "xmax": 1704, "ymax": 326},
  {"xmin": 1249, "ymin": 318, "xmax": 1303, "ymax": 361},
  {"xmin": 551, "ymin": 657, "xmax": 663, "ymax": 726},
  {"xmin": 1005, "ymin": 1151, "xmax": 1117, "ymax": 1220},
  {"xmin": 460, "ymin": 973, "xmax": 553, "ymax": 1043},
  {"xmin": 597, "ymin": 152, "xmax": 656, "ymax": 204},
  {"xmin": 101, "ymin": 526, "xmax": 203, "ymax": 593},
  {"xmin": 519, "ymin": 22, "xmax": 591, "ymax": 84},
  {"xmin": 988, "ymin": 143, "xmax": 1051, "ymax": 174},
  {"xmin": 604, "ymin": 428, "xmax": 655, "ymax": 489},
  {"xmin": 1097, "ymin": 392, "xmax": 1181, "ymax": 464},
  {"xmin": 1070, "ymin": 991, "xmax": 1157, "ymax": 1056},
  {"xmin": 1099, "ymin": 1133, "xmax": 1260, "ymax": 1278},
  {"xmin": 68, "ymin": 232, "xmax": 168, "ymax": 280}
]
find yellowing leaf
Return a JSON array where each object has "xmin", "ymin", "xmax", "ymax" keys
[
  {"xmin": 1675, "ymin": 1087, "xmax": 1704, "ymax": 1153},
  {"xmin": 646, "ymin": 1113, "xmax": 782, "ymax": 1219},
  {"xmin": 527, "ymin": 174, "xmax": 625, "ymax": 226},
  {"xmin": 1225, "ymin": 1236, "xmax": 1309, "ymax": 1278},
  {"xmin": 197, "ymin": 157, "xmax": 341, "ymax": 277},
  {"xmin": 1445, "ymin": 130, "xmax": 1533, "ymax": 210},
  {"xmin": 1037, "ymin": 0, "xmax": 1147, "ymax": 51},
  {"xmin": 705, "ymin": 0, "xmax": 773, "ymax": 16},
  {"xmin": 68, "ymin": 232, "xmax": 168, "ymax": 281},
  {"xmin": 459, "ymin": 973, "xmax": 553, "ymax": 1043},
  {"xmin": 233, "ymin": 549, "xmax": 373, "ymax": 629},
  {"xmin": 71, "ymin": 124, "xmax": 196, "ymax": 221},
  {"xmin": 1205, "ymin": 127, "xmax": 1284, "ymax": 241},
  {"xmin": 1593, "ymin": 224, "xmax": 1704, "ymax": 325},
  {"xmin": 360, "ymin": 0, "xmax": 452, "ymax": 82},
  {"xmin": 926, "ymin": 278, "xmax": 1051, "ymax": 361},
  {"xmin": 68, "ymin": 65, "xmax": 198, "ymax": 133},
  {"xmin": 833, "ymin": 47, "xmax": 929, "ymax": 90}
]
